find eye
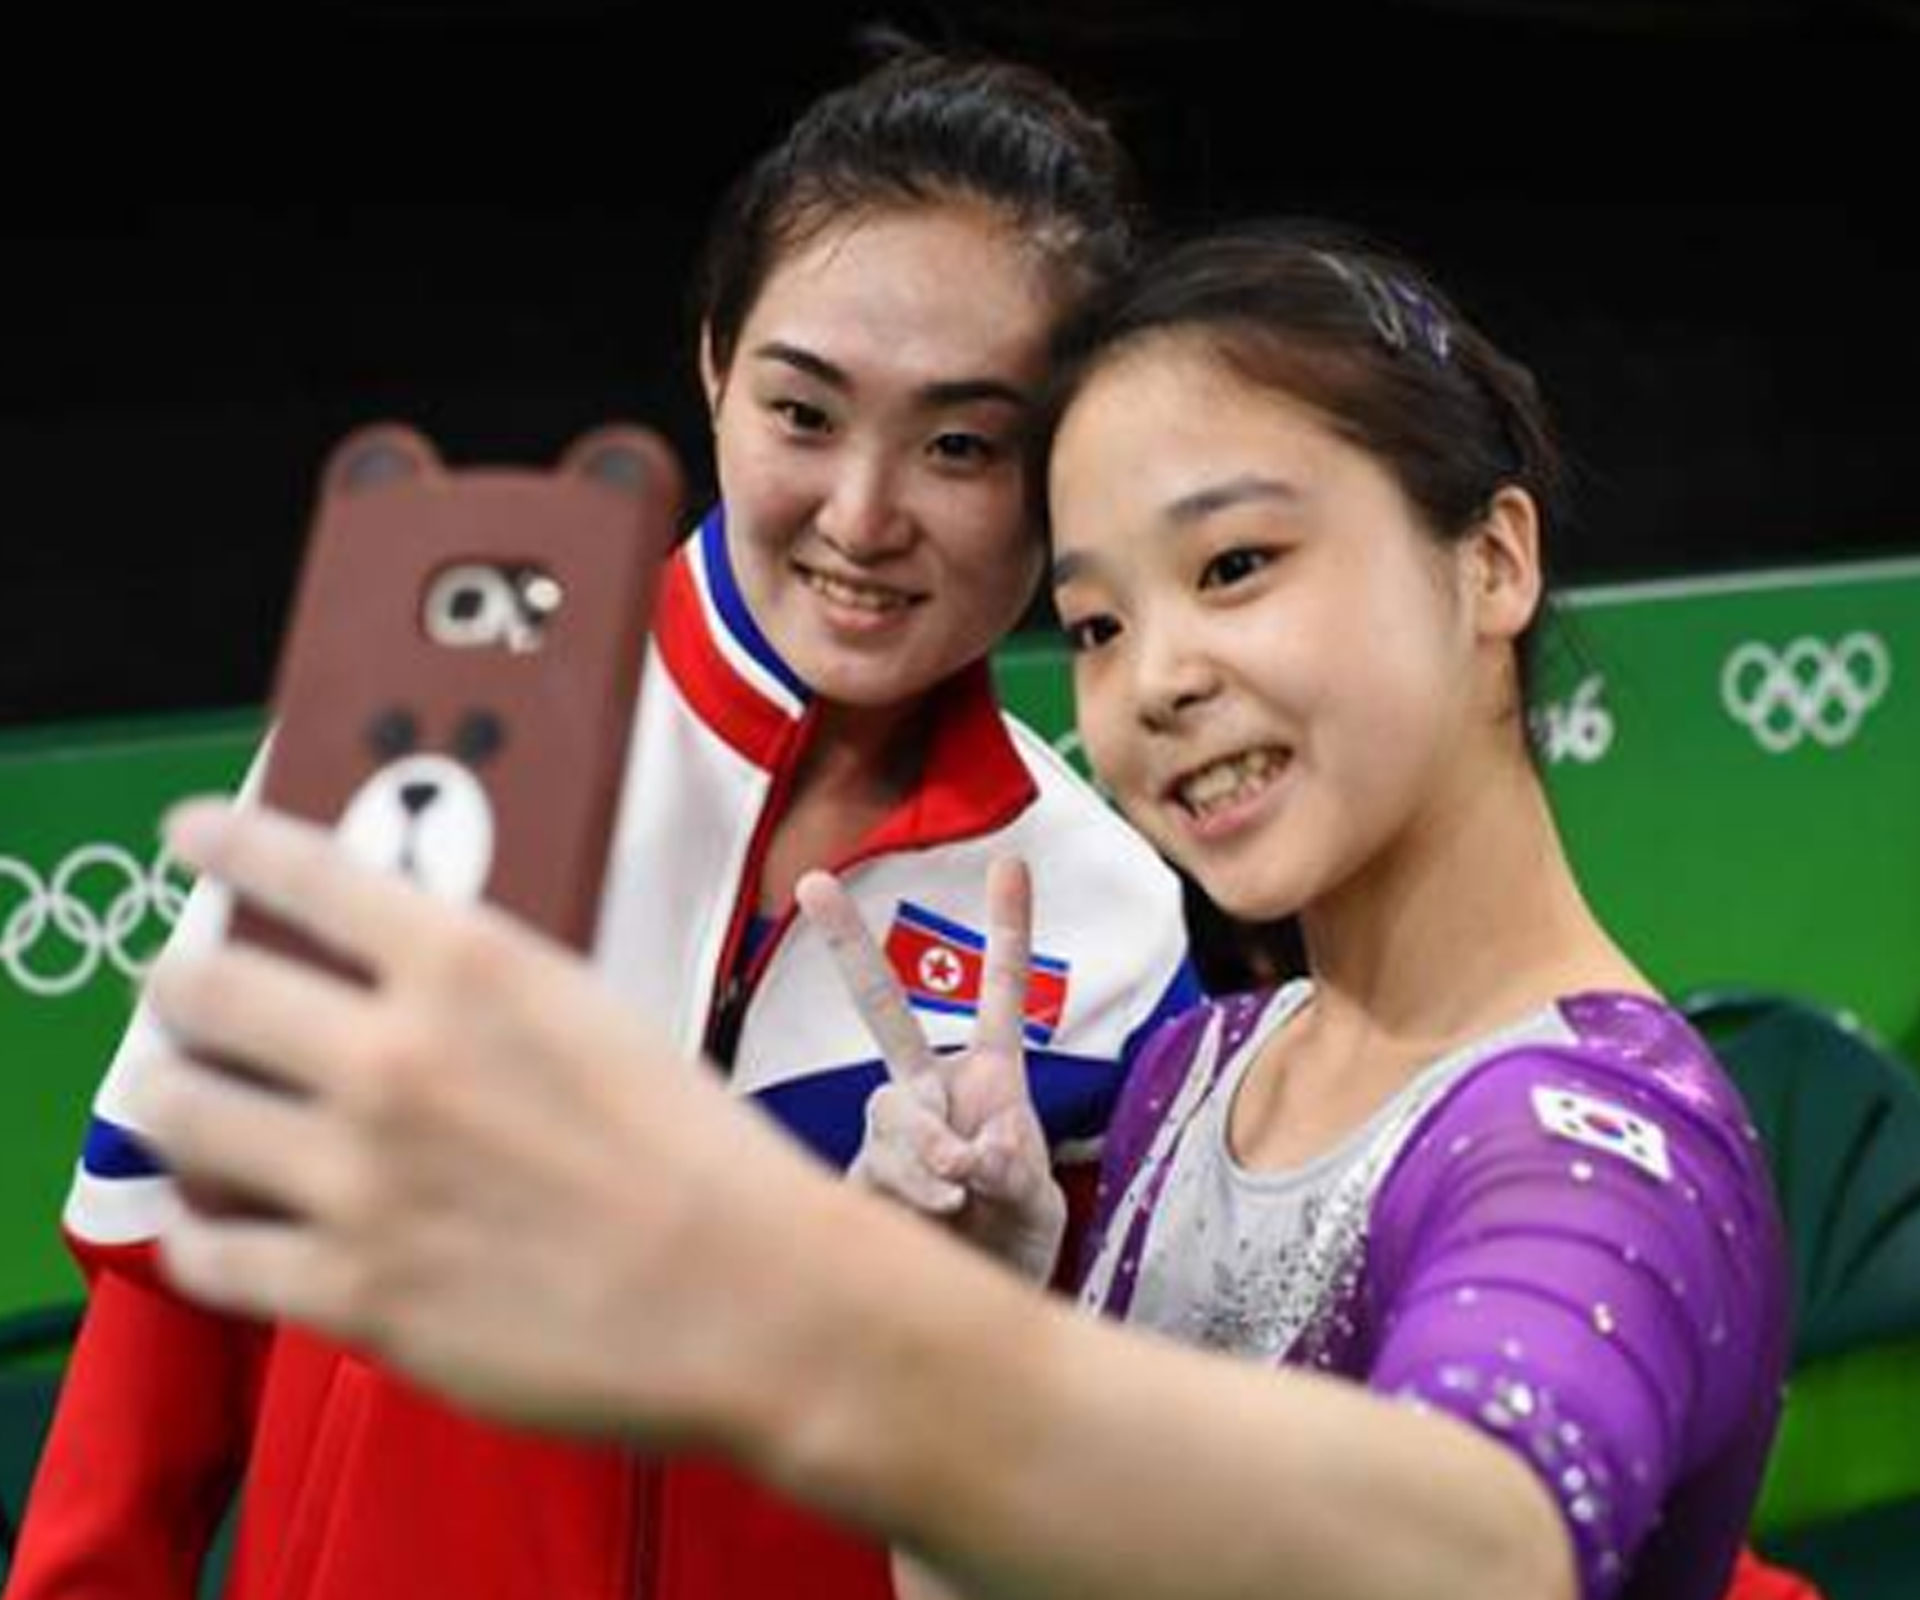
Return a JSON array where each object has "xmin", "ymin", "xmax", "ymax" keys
[
  {"xmin": 453, "ymin": 710, "xmax": 506, "ymax": 766},
  {"xmin": 771, "ymin": 398, "xmax": 833, "ymax": 437},
  {"xmin": 1199, "ymin": 547, "xmax": 1273, "ymax": 590},
  {"xmin": 928, "ymin": 430, "xmax": 1000, "ymax": 467},
  {"xmin": 1060, "ymin": 614, "xmax": 1121, "ymax": 654},
  {"xmin": 366, "ymin": 708, "xmax": 418, "ymax": 760}
]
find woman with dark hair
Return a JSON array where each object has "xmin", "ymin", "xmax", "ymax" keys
[
  {"xmin": 12, "ymin": 41, "xmax": 1194, "ymax": 1600},
  {"xmin": 823, "ymin": 220, "xmax": 1793, "ymax": 1598}
]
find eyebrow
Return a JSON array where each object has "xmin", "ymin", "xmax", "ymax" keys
[
  {"xmin": 749, "ymin": 341, "xmax": 1030, "ymax": 411},
  {"xmin": 1050, "ymin": 474, "xmax": 1303, "ymax": 589},
  {"xmin": 1166, "ymin": 474, "xmax": 1303, "ymax": 524}
]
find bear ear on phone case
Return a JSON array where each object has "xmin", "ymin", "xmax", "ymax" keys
[{"xmin": 242, "ymin": 421, "xmax": 685, "ymax": 961}]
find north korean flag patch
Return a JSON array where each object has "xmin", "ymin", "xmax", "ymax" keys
[
  {"xmin": 1530, "ymin": 1085, "xmax": 1673, "ymax": 1183},
  {"xmin": 884, "ymin": 900, "xmax": 1071, "ymax": 1046}
]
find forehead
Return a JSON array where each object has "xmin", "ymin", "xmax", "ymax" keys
[
  {"xmin": 1051, "ymin": 343, "xmax": 1336, "ymax": 521},
  {"xmin": 1048, "ymin": 336, "xmax": 1444, "ymax": 588},
  {"xmin": 743, "ymin": 203, "xmax": 1060, "ymax": 388}
]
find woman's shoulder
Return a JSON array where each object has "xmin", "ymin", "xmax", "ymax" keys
[
  {"xmin": 998, "ymin": 712, "xmax": 1130, "ymax": 827},
  {"xmin": 1384, "ymin": 990, "xmax": 1778, "ymax": 1232},
  {"xmin": 1444, "ymin": 991, "xmax": 1756, "ymax": 1147}
]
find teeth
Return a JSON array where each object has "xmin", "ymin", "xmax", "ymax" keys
[
  {"xmin": 802, "ymin": 569, "xmax": 913, "ymax": 614},
  {"xmin": 1177, "ymin": 749, "xmax": 1284, "ymax": 816}
]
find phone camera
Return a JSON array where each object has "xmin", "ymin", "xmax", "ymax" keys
[{"xmin": 424, "ymin": 563, "xmax": 563, "ymax": 653}]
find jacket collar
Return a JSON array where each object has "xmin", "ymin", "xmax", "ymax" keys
[{"xmin": 656, "ymin": 505, "xmax": 1037, "ymax": 848}]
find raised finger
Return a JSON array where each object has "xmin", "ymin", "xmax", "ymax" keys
[
  {"xmin": 159, "ymin": 1206, "xmax": 366, "ymax": 1340},
  {"xmin": 137, "ymin": 1044, "xmax": 355, "ymax": 1221},
  {"xmin": 163, "ymin": 798, "xmax": 448, "ymax": 983},
  {"xmin": 970, "ymin": 857, "xmax": 1033, "ymax": 1068},
  {"xmin": 146, "ymin": 938, "xmax": 377, "ymax": 1102},
  {"xmin": 795, "ymin": 869, "xmax": 940, "ymax": 1084}
]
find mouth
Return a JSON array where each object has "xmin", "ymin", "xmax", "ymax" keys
[
  {"xmin": 794, "ymin": 562, "xmax": 924, "ymax": 617},
  {"xmin": 1166, "ymin": 746, "xmax": 1292, "ymax": 825}
]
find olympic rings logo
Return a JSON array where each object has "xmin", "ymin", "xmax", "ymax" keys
[
  {"xmin": 1720, "ymin": 632, "xmax": 1892, "ymax": 753},
  {"xmin": 0, "ymin": 843, "xmax": 191, "ymax": 999}
]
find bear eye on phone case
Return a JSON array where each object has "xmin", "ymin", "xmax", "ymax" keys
[{"xmin": 233, "ymin": 420, "xmax": 684, "ymax": 970}]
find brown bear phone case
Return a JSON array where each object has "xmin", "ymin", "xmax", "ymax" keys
[
  {"xmin": 234, "ymin": 421, "xmax": 684, "ymax": 962},
  {"xmin": 181, "ymin": 422, "xmax": 682, "ymax": 1219}
]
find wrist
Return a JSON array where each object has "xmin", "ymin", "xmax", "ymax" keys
[{"xmin": 732, "ymin": 1178, "xmax": 1056, "ymax": 1544}]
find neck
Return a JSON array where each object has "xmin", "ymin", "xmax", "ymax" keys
[
  {"xmin": 1298, "ymin": 739, "xmax": 1646, "ymax": 1053},
  {"xmin": 753, "ymin": 692, "xmax": 936, "ymax": 918},
  {"xmin": 798, "ymin": 694, "xmax": 931, "ymax": 806}
]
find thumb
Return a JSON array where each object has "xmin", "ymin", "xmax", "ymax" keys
[{"xmin": 961, "ymin": 1103, "xmax": 1052, "ymax": 1205}]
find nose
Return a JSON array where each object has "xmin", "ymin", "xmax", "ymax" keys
[
  {"xmin": 815, "ymin": 451, "xmax": 913, "ymax": 562},
  {"xmin": 400, "ymin": 781, "xmax": 440, "ymax": 816},
  {"xmin": 1132, "ymin": 616, "xmax": 1219, "ymax": 733}
]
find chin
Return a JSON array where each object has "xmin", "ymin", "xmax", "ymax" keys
[
  {"xmin": 1185, "ymin": 857, "xmax": 1307, "ymax": 926},
  {"xmin": 1210, "ymin": 887, "xmax": 1294, "ymax": 924},
  {"xmin": 803, "ymin": 655, "xmax": 940, "ymax": 710}
]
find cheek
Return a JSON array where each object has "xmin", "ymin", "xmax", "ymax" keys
[
  {"xmin": 946, "ymin": 505, "xmax": 1041, "ymax": 627},
  {"xmin": 1072, "ymin": 672, "xmax": 1138, "ymax": 795},
  {"xmin": 715, "ymin": 429, "xmax": 810, "ymax": 542},
  {"xmin": 1309, "ymin": 650, "xmax": 1460, "ymax": 832},
  {"xmin": 1314, "ymin": 560, "xmax": 1466, "ymax": 747}
]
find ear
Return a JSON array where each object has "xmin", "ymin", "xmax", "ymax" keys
[
  {"xmin": 698, "ymin": 322, "xmax": 726, "ymax": 419},
  {"xmin": 559, "ymin": 423, "xmax": 685, "ymax": 509},
  {"xmin": 1466, "ymin": 485, "xmax": 1542, "ymax": 644},
  {"xmin": 323, "ymin": 423, "xmax": 441, "ymax": 500}
]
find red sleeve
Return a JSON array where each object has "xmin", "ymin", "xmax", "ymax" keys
[{"xmin": 8, "ymin": 1265, "xmax": 268, "ymax": 1599}]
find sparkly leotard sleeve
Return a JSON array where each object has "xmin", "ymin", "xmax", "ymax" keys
[{"xmin": 1362, "ymin": 994, "xmax": 1790, "ymax": 1599}]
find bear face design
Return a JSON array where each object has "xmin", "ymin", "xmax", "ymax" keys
[
  {"xmin": 334, "ymin": 706, "xmax": 504, "ymax": 903},
  {"xmin": 252, "ymin": 419, "xmax": 681, "ymax": 948}
]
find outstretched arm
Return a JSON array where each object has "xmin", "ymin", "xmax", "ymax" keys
[{"xmin": 136, "ymin": 799, "xmax": 1573, "ymax": 1600}]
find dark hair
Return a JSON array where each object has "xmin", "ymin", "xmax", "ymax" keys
[
  {"xmin": 1040, "ymin": 218, "xmax": 1569, "ymax": 718},
  {"xmin": 693, "ymin": 37, "xmax": 1143, "ymax": 377}
]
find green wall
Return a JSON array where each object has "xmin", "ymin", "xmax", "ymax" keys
[{"xmin": 1, "ymin": 713, "xmax": 260, "ymax": 1310}]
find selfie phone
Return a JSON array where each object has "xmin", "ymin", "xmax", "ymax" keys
[
  {"xmin": 235, "ymin": 420, "xmax": 682, "ymax": 954},
  {"xmin": 185, "ymin": 421, "xmax": 683, "ymax": 1211}
]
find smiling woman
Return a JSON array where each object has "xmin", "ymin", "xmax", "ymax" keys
[
  {"xmin": 7, "ymin": 39, "xmax": 1197, "ymax": 1600},
  {"xmin": 823, "ymin": 219, "xmax": 1796, "ymax": 1599},
  {"xmin": 698, "ymin": 201, "xmax": 1053, "ymax": 725},
  {"xmin": 1046, "ymin": 224, "xmax": 1567, "ymax": 919}
]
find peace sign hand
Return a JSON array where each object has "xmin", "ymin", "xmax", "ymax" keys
[{"xmin": 795, "ymin": 859, "xmax": 1066, "ymax": 1285}]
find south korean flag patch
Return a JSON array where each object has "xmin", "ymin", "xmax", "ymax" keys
[{"xmin": 1530, "ymin": 1086, "xmax": 1673, "ymax": 1183}]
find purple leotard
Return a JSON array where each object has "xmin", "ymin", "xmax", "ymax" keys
[{"xmin": 1078, "ymin": 988, "xmax": 1790, "ymax": 1600}]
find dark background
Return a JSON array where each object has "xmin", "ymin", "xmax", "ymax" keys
[{"xmin": 5, "ymin": 0, "xmax": 1916, "ymax": 726}]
